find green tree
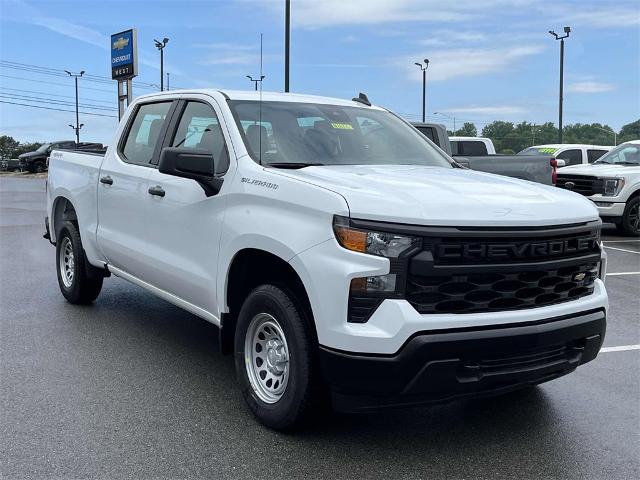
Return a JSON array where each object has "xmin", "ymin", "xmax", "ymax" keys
[
  {"xmin": 454, "ymin": 122, "xmax": 477, "ymax": 137},
  {"xmin": 481, "ymin": 121, "xmax": 514, "ymax": 153},
  {"xmin": 13, "ymin": 142, "xmax": 43, "ymax": 157},
  {"xmin": 0, "ymin": 135, "xmax": 19, "ymax": 159},
  {"xmin": 619, "ymin": 119, "xmax": 640, "ymax": 143}
]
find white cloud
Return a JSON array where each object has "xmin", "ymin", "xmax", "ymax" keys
[
  {"xmin": 402, "ymin": 44, "xmax": 545, "ymax": 82},
  {"xmin": 567, "ymin": 81, "xmax": 616, "ymax": 93},
  {"xmin": 546, "ymin": 5, "xmax": 640, "ymax": 28},
  {"xmin": 440, "ymin": 105, "xmax": 527, "ymax": 115},
  {"xmin": 195, "ymin": 43, "xmax": 276, "ymax": 67},
  {"xmin": 419, "ymin": 30, "xmax": 487, "ymax": 46}
]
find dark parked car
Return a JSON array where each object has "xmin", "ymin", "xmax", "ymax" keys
[
  {"xmin": 1, "ymin": 158, "xmax": 22, "ymax": 172},
  {"xmin": 19, "ymin": 140, "xmax": 77, "ymax": 173}
]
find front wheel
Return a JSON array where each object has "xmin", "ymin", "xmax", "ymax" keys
[
  {"xmin": 234, "ymin": 284, "xmax": 318, "ymax": 431},
  {"xmin": 620, "ymin": 196, "xmax": 640, "ymax": 237},
  {"xmin": 56, "ymin": 221, "xmax": 103, "ymax": 304},
  {"xmin": 33, "ymin": 161, "xmax": 46, "ymax": 173}
]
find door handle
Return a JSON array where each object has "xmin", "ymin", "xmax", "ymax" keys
[
  {"xmin": 100, "ymin": 175, "xmax": 113, "ymax": 185},
  {"xmin": 148, "ymin": 185, "xmax": 165, "ymax": 197}
]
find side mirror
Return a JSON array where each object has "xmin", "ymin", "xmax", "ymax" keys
[
  {"xmin": 158, "ymin": 147, "xmax": 222, "ymax": 196},
  {"xmin": 555, "ymin": 159, "xmax": 566, "ymax": 168}
]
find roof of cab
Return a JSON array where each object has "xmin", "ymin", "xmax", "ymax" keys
[{"xmin": 135, "ymin": 89, "xmax": 385, "ymax": 109}]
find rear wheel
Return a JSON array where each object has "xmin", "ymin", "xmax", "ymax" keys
[
  {"xmin": 56, "ymin": 221, "xmax": 103, "ymax": 304},
  {"xmin": 234, "ymin": 284, "xmax": 318, "ymax": 431},
  {"xmin": 620, "ymin": 196, "xmax": 640, "ymax": 237},
  {"xmin": 33, "ymin": 161, "xmax": 46, "ymax": 173}
]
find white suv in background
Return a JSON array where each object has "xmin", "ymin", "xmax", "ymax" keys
[
  {"xmin": 556, "ymin": 140, "xmax": 640, "ymax": 236},
  {"xmin": 519, "ymin": 144, "xmax": 613, "ymax": 167},
  {"xmin": 449, "ymin": 136, "xmax": 496, "ymax": 156}
]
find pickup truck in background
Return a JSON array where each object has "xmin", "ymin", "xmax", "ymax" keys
[
  {"xmin": 46, "ymin": 90, "xmax": 608, "ymax": 430},
  {"xmin": 449, "ymin": 136, "xmax": 496, "ymax": 156},
  {"xmin": 556, "ymin": 140, "xmax": 640, "ymax": 236},
  {"xmin": 412, "ymin": 122, "xmax": 557, "ymax": 185},
  {"xmin": 17, "ymin": 141, "xmax": 106, "ymax": 172},
  {"xmin": 518, "ymin": 144, "xmax": 613, "ymax": 167}
]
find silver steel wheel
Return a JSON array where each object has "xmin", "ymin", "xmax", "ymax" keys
[
  {"xmin": 244, "ymin": 313, "xmax": 290, "ymax": 404},
  {"xmin": 59, "ymin": 236, "xmax": 75, "ymax": 288}
]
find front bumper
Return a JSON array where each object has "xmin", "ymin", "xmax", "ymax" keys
[
  {"xmin": 590, "ymin": 199, "xmax": 625, "ymax": 219},
  {"xmin": 319, "ymin": 308, "xmax": 605, "ymax": 412}
]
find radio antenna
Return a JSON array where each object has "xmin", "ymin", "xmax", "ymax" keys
[{"xmin": 258, "ymin": 33, "xmax": 264, "ymax": 166}]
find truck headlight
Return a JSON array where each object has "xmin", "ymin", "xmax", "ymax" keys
[
  {"xmin": 333, "ymin": 216, "xmax": 418, "ymax": 258},
  {"xmin": 602, "ymin": 178, "xmax": 624, "ymax": 196}
]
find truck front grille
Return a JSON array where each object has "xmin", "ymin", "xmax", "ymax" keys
[
  {"xmin": 406, "ymin": 262, "xmax": 598, "ymax": 314},
  {"xmin": 556, "ymin": 174, "xmax": 603, "ymax": 196}
]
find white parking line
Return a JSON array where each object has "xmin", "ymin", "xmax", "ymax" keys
[
  {"xmin": 603, "ymin": 245, "xmax": 640, "ymax": 254},
  {"xmin": 606, "ymin": 271, "xmax": 640, "ymax": 276},
  {"xmin": 600, "ymin": 345, "xmax": 640, "ymax": 353}
]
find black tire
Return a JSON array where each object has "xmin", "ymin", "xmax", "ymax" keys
[
  {"xmin": 620, "ymin": 196, "xmax": 640, "ymax": 237},
  {"xmin": 234, "ymin": 284, "xmax": 318, "ymax": 431},
  {"xmin": 56, "ymin": 221, "xmax": 103, "ymax": 304},
  {"xmin": 34, "ymin": 161, "xmax": 46, "ymax": 173}
]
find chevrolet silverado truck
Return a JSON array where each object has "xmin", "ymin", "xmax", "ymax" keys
[
  {"xmin": 557, "ymin": 140, "xmax": 640, "ymax": 236},
  {"xmin": 411, "ymin": 122, "xmax": 558, "ymax": 185},
  {"xmin": 46, "ymin": 90, "xmax": 608, "ymax": 430}
]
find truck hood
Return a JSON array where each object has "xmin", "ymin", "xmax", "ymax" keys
[
  {"xmin": 277, "ymin": 165, "xmax": 599, "ymax": 227},
  {"xmin": 560, "ymin": 163, "xmax": 640, "ymax": 177}
]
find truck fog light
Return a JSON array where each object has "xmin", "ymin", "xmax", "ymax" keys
[{"xmin": 350, "ymin": 274, "xmax": 397, "ymax": 293}]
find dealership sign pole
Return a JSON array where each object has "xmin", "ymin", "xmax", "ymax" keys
[{"xmin": 111, "ymin": 29, "xmax": 138, "ymax": 120}]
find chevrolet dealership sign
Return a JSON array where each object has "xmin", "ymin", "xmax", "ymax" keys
[{"xmin": 111, "ymin": 29, "xmax": 138, "ymax": 80}]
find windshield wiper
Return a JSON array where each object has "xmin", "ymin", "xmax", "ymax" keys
[{"xmin": 265, "ymin": 162, "xmax": 324, "ymax": 169}]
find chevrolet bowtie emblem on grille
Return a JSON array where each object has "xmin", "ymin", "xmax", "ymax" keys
[
  {"xmin": 573, "ymin": 272, "xmax": 586, "ymax": 281},
  {"xmin": 565, "ymin": 181, "xmax": 576, "ymax": 189},
  {"xmin": 113, "ymin": 37, "xmax": 129, "ymax": 50}
]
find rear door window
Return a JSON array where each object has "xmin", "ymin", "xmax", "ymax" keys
[
  {"xmin": 556, "ymin": 149, "xmax": 582, "ymax": 166},
  {"xmin": 587, "ymin": 149, "xmax": 608, "ymax": 163},
  {"xmin": 121, "ymin": 102, "xmax": 172, "ymax": 166},
  {"xmin": 458, "ymin": 141, "xmax": 488, "ymax": 156}
]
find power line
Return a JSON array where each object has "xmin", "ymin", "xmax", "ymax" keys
[
  {"xmin": 0, "ymin": 74, "xmax": 115, "ymax": 93},
  {"xmin": 0, "ymin": 86, "xmax": 114, "ymax": 105},
  {"xmin": 0, "ymin": 93, "xmax": 118, "ymax": 111},
  {"xmin": 0, "ymin": 100, "xmax": 118, "ymax": 118}
]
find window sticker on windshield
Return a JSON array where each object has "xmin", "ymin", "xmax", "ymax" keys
[
  {"xmin": 331, "ymin": 122, "xmax": 354, "ymax": 130},
  {"xmin": 539, "ymin": 148, "xmax": 557, "ymax": 154}
]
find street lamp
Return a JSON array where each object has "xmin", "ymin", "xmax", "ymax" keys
[
  {"xmin": 414, "ymin": 59, "xmax": 429, "ymax": 122},
  {"xmin": 154, "ymin": 37, "xmax": 169, "ymax": 91},
  {"xmin": 549, "ymin": 26, "xmax": 570, "ymax": 144},
  {"xmin": 68, "ymin": 123, "xmax": 84, "ymax": 141},
  {"xmin": 434, "ymin": 111, "xmax": 457, "ymax": 132},
  {"xmin": 64, "ymin": 70, "xmax": 84, "ymax": 143},
  {"xmin": 246, "ymin": 75, "xmax": 265, "ymax": 91}
]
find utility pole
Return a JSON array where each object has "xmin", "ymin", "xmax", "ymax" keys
[
  {"xmin": 414, "ymin": 59, "xmax": 429, "ymax": 122},
  {"xmin": 64, "ymin": 70, "xmax": 84, "ymax": 143},
  {"xmin": 284, "ymin": 0, "xmax": 290, "ymax": 92},
  {"xmin": 166, "ymin": 72, "xmax": 170, "ymax": 91},
  {"xmin": 154, "ymin": 37, "xmax": 169, "ymax": 91},
  {"xmin": 549, "ymin": 26, "xmax": 570, "ymax": 144}
]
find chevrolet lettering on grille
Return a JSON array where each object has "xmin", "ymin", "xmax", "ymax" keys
[{"xmin": 438, "ymin": 235, "xmax": 599, "ymax": 260}]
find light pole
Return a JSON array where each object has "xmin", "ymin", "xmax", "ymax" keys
[
  {"xmin": 68, "ymin": 123, "xmax": 84, "ymax": 141},
  {"xmin": 154, "ymin": 37, "xmax": 169, "ymax": 91},
  {"xmin": 166, "ymin": 72, "xmax": 170, "ymax": 91},
  {"xmin": 414, "ymin": 59, "xmax": 429, "ymax": 122},
  {"xmin": 434, "ymin": 111, "xmax": 457, "ymax": 133},
  {"xmin": 246, "ymin": 75, "xmax": 265, "ymax": 91},
  {"xmin": 64, "ymin": 70, "xmax": 84, "ymax": 143},
  {"xmin": 549, "ymin": 26, "xmax": 570, "ymax": 144},
  {"xmin": 284, "ymin": 0, "xmax": 291, "ymax": 92}
]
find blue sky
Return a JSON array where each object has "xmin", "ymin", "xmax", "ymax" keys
[{"xmin": 0, "ymin": 0, "xmax": 638, "ymax": 144}]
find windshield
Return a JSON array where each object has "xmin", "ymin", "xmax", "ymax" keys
[
  {"xmin": 228, "ymin": 101, "xmax": 453, "ymax": 168},
  {"xmin": 35, "ymin": 143, "xmax": 51, "ymax": 153},
  {"xmin": 594, "ymin": 143, "xmax": 640, "ymax": 165},
  {"xmin": 517, "ymin": 147, "xmax": 558, "ymax": 156}
]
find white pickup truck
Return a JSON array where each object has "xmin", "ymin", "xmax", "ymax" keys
[
  {"xmin": 557, "ymin": 140, "xmax": 640, "ymax": 236},
  {"xmin": 46, "ymin": 89, "xmax": 608, "ymax": 430}
]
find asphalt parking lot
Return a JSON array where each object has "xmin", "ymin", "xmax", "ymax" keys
[{"xmin": 1, "ymin": 176, "xmax": 638, "ymax": 479}]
